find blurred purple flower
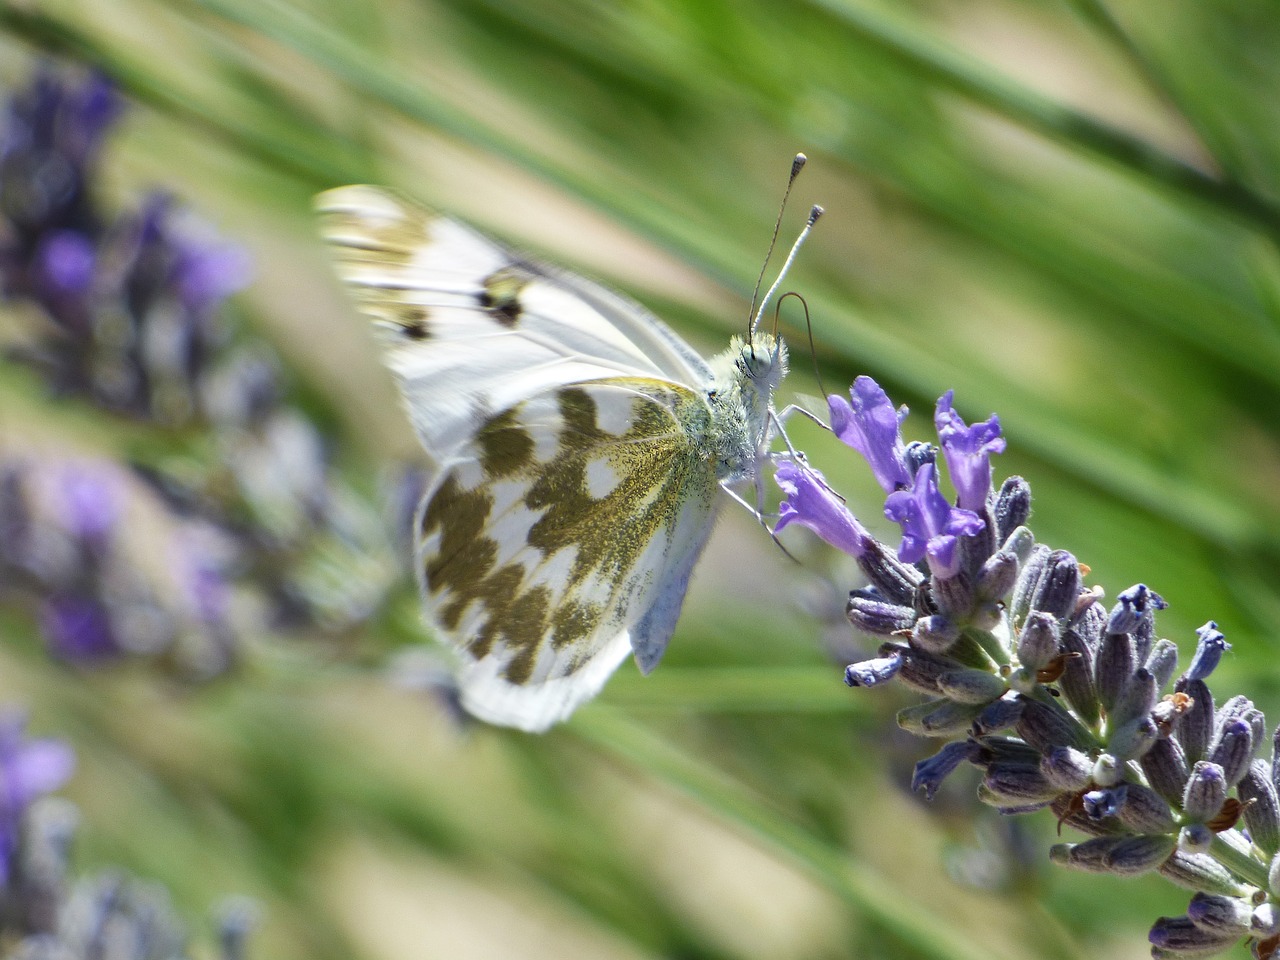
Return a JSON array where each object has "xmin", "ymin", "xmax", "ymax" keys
[
  {"xmin": 2, "ymin": 70, "xmax": 251, "ymax": 423},
  {"xmin": 934, "ymin": 390, "xmax": 1005, "ymax": 513},
  {"xmin": 39, "ymin": 594, "xmax": 119, "ymax": 661},
  {"xmin": 0, "ymin": 711, "xmax": 75, "ymax": 883},
  {"xmin": 884, "ymin": 462, "xmax": 985, "ymax": 579},
  {"xmin": 52, "ymin": 460, "xmax": 121, "ymax": 545},
  {"xmin": 774, "ymin": 459, "xmax": 872, "ymax": 557},
  {"xmin": 0, "ymin": 67, "xmax": 119, "ymax": 242},
  {"xmin": 828, "ymin": 377, "xmax": 912, "ymax": 493}
]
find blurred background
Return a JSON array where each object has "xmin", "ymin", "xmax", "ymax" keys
[{"xmin": 1, "ymin": 0, "xmax": 1279, "ymax": 957}]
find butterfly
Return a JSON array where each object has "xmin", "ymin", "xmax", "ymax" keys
[{"xmin": 317, "ymin": 181, "xmax": 813, "ymax": 731}]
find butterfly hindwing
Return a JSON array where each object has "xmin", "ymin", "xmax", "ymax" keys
[{"xmin": 417, "ymin": 377, "xmax": 719, "ymax": 730}]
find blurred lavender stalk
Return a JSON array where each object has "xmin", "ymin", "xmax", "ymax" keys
[
  {"xmin": 783, "ymin": 378, "xmax": 1280, "ymax": 959},
  {"xmin": 0, "ymin": 711, "xmax": 253, "ymax": 959},
  {"xmin": 0, "ymin": 65, "xmax": 407, "ymax": 672}
]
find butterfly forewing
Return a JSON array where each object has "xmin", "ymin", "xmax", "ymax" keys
[
  {"xmin": 417, "ymin": 377, "xmax": 718, "ymax": 730},
  {"xmin": 316, "ymin": 187, "xmax": 714, "ymax": 466}
]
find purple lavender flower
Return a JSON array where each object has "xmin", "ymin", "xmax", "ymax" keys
[
  {"xmin": 773, "ymin": 459, "xmax": 872, "ymax": 557},
  {"xmin": 884, "ymin": 462, "xmax": 985, "ymax": 579},
  {"xmin": 1, "ymin": 72, "xmax": 249, "ymax": 423},
  {"xmin": 0, "ymin": 67, "xmax": 118, "ymax": 244},
  {"xmin": 52, "ymin": 459, "xmax": 121, "ymax": 546},
  {"xmin": 934, "ymin": 390, "xmax": 1005, "ymax": 513},
  {"xmin": 1187, "ymin": 622, "xmax": 1230, "ymax": 681},
  {"xmin": 39, "ymin": 593, "xmax": 119, "ymax": 661},
  {"xmin": 0, "ymin": 711, "xmax": 74, "ymax": 884},
  {"xmin": 828, "ymin": 377, "xmax": 912, "ymax": 493}
]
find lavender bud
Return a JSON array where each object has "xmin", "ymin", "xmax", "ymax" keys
[
  {"xmin": 897, "ymin": 698, "xmax": 985, "ymax": 737},
  {"xmin": 1183, "ymin": 762, "xmax": 1228, "ymax": 822},
  {"xmin": 844, "ymin": 653, "xmax": 903, "ymax": 688},
  {"xmin": 956, "ymin": 505, "xmax": 997, "ymax": 573},
  {"xmin": 1207, "ymin": 719, "xmax": 1255, "ymax": 789},
  {"xmin": 1058, "ymin": 625, "xmax": 1100, "ymax": 726},
  {"xmin": 1142, "ymin": 737, "xmax": 1192, "ymax": 806},
  {"xmin": 911, "ymin": 615, "xmax": 961, "ymax": 653},
  {"xmin": 1016, "ymin": 696, "xmax": 1094, "ymax": 753},
  {"xmin": 1115, "ymin": 782, "xmax": 1178, "ymax": 834},
  {"xmin": 1112, "ymin": 667, "xmax": 1158, "ymax": 727},
  {"xmin": 855, "ymin": 539, "xmax": 923, "ymax": 606},
  {"xmin": 1146, "ymin": 639, "xmax": 1180, "ymax": 691},
  {"xmin": 1253, "ymin": 902, "xmax": 1280, "ymax": 938},
  {"xmin": 1092, "ymin": 752, "xmax": 1121, "ymax": 787},
  {"xmin": 1148, "ymin": 915, "xmax": 1242, "ymax": 955},
  {"xmin": 1050, "ymin": 794, "xmax": 1124, "ymax": 838},
  {"xmin": 1160, "ymin": 851, "xmax": 1253, "ymax": 897},
  {"xmin": 993, "ymin": 477, "xmax": 1031, "ymax": 542},
  {"xmin": 936, "ymin": 669, "xmax": 1007, "ymax": 705},
  {"xmin": 981, "ymin": 761, "xmax": 1061, "ymax": 805},
  {"xmin": 1274, "ymin": 728, "xmax": 1280, "ymax": 796},
  {"xmin": 1041, "ymin": 746, "xmax": 1093, "ymax": 791},
  {"xmin": 1083, "ymin": 784, "xmax": 1127, "ymax": 820},
  {"xmin": 972, "ymin": 696, "xmax": 1025, "ymax": 735},
  {"xmin": 973, "ymin": 736, "xmax": 1043, "ymax": 767},
  {"xmin": 912, "ymin": 741, "xmax": 975, "ymax": 800},
  {"xmin": 1052, "ymin": 834, "xmax": 1175, "ymax": 875},
  {"xmin": 885, "ymin": 643, "xmax": 962, "ymax": 694},
  {"xmin": 1095, "ymin": 630, "xmax": 1136, "ymax": 715},
  {"xmin": 1107, "ymin": 583, "xmax": 1165, "ymax": 634},
  {"xmin": 1186, "ymin": 893, "xmax": 1254, "ymax": 936},
  {"xmin": 847, "ymin": 592, "xmax": 916, "ymax": 636},
  {"xmin": 1016, "ymin": 611, "xmax": 1059, "ymax": 672},
  {"xmin": 975, "ymin": 550, "xmax": 1019, "ymax": 603},
  {"xmin": 1108, "ymin": 716, "xmax": 1159, "ymax": 762},
  {"xmin": 1071, "ymin": 594, "xmax": 1107, "ymax": 646},
  {"xmin": 1218, "ymin": 696, "xmax": 1265, "ymax": 745},
  {"xmin": 1187, "ymin": 621, "xmax": 1230, "ymax": 681},
  {"xmin": 1029, "ymin": 550, "xmax": 1082, "ymax": 620},
  {"xmin": 1009, "ymin": 544, "xmax": 1050, "ymax": 626},
  {"xmin": 931, "ymin": 571, "xmax": 974, "ymax": 620},
  {"xmin": 1001, "ymin": 525, "xmax": 1035, "ymax": 565},
  {"xmin": 1177, "ymin": 678, "xmax": 1215, "ymax": 764},
  {"xmin": 1240, "ymin": 761, "xmax": 1280, "ymax": 857}
]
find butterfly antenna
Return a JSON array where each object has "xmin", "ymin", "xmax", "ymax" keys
[
  {"xmin": 746, "ymin": 153, "xmax": 807, "ymax": 345},
  {"xmin": 752, "ymin": 204, "xmax": 823, "ymax": 340},
  {"xmin": 776, "ymin": 291, "xmax": 828, "ymax": 399}
]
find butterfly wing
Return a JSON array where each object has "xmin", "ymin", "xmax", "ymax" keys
[
  {"xmin": 418, "ymin": 377, "xmax": 719, "ymax": 731},
  {"xmin": 316, "ymin": 186, "xmax": 713, "ymax": 470}
]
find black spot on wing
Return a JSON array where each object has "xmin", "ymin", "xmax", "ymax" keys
[{"xmin": 479, "ymin": 265, "xmax": 532, "ymax": 327}]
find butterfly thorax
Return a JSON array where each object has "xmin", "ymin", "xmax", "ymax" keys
[{"xmin": 704, "ymin": 333, "xmax": 788, "ymax": 483}]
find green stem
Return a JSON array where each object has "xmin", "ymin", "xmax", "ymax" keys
[
  {"xmin": 1210, "ymin": 833, "xmax": 1270, "ymax": 890},
  {"xmin": 0, "ymin": 6, "xmax": 368, "ymax": 187},
  {"xmin": 803, "ymin": 0, "xmax": 1280, "ymax": 242},
  {"xmin": 567, "ymin": 704, "xmax": 1023, "ymax": 960}
]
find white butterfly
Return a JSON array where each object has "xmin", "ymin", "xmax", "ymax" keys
[{"xmin": 317, "ymin": 183, "xmax": 813, "ymax": 731}]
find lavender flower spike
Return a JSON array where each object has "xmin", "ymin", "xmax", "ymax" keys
[
  {"xmin": 774, "ymin": 459, "xmax": 872, "ymax": 557},
  {"xmin": 828, "ymin": 376, "xmax": 912, "ymax": 493},
  {"xmin": 0, "ymin": 710, "xmax": 75, "ymax": 883},
  {"xmin": 884, "ymin": 462, "xmax": 985, "ymax": 579},
  {"xmin": 1187, "ymin": 621, "xmax": 1230, "ymax": 681},
  {"xmin": 934, "ymin": 390, "xmax": 1005, "ymax": 513}
]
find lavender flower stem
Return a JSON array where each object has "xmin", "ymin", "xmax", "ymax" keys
[
  {"xmin": 1209, "ymin": 834, "xmax": 1268, "ymax": 889},
  {"xmin": 966, "ymin": 627, "xmax": 1012, "ymax": 668}
]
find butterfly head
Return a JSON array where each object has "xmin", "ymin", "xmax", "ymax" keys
[{"xmin": 737, "ymin": 332, "xmax": 789, "ymax": 393}]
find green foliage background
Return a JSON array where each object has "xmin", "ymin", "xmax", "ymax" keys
[{"xmin": 2, "ymin": 0, "xmax": 1280, "ymax": 957}]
